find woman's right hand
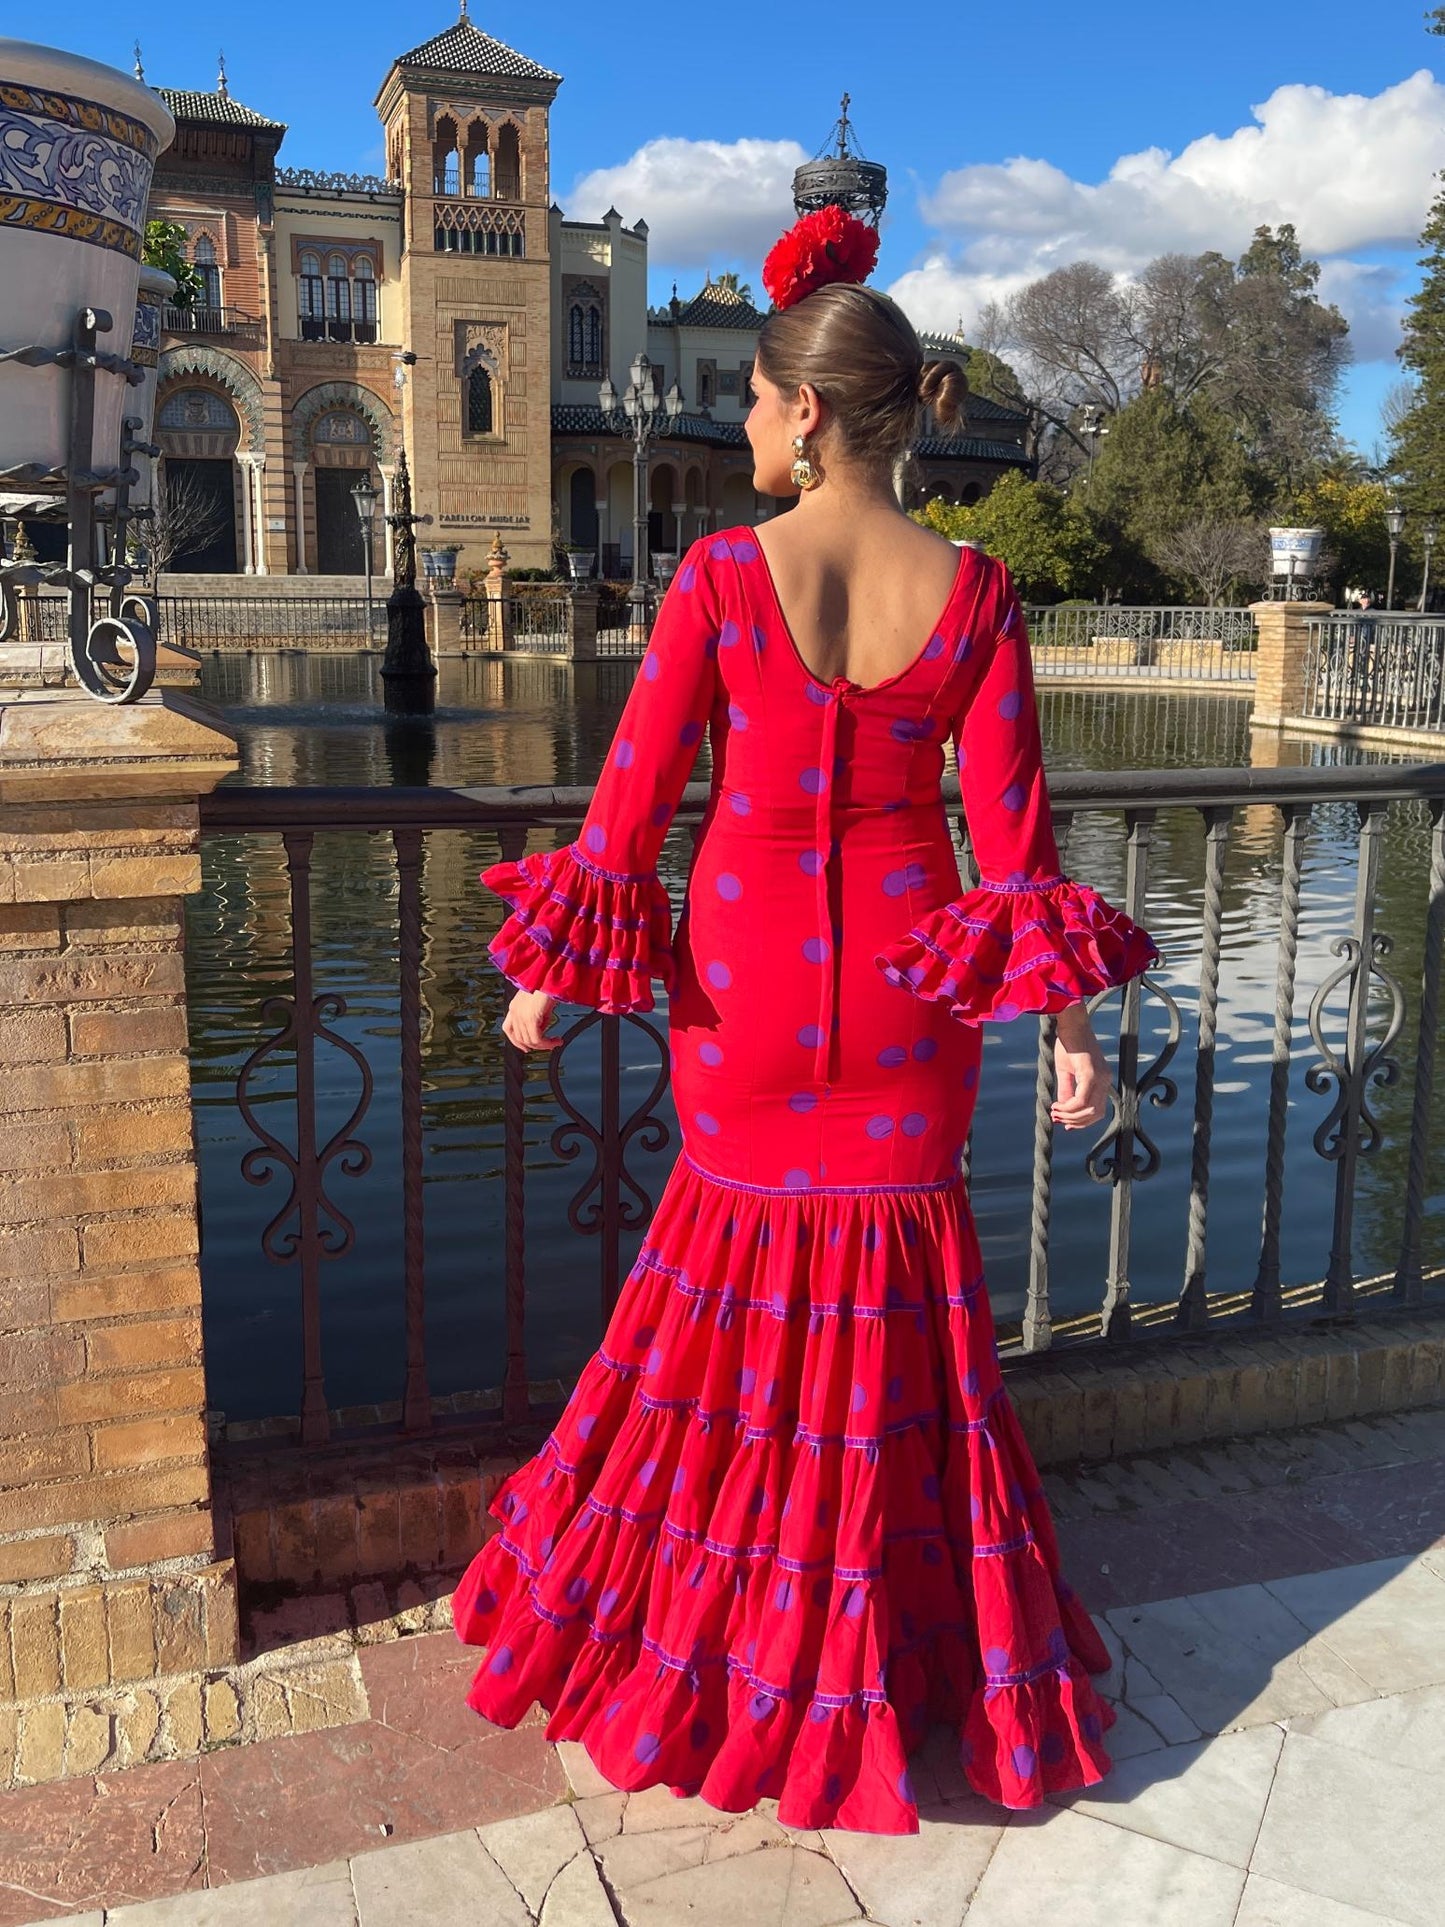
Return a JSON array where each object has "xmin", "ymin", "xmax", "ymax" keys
[
  {"xmin": 1050, "ymin": 1004, "xmax": 1113, "ymax": 1131},
  {"xmin": 502, "ymin": 988, "xmax": 562, "ymax": 1052}
]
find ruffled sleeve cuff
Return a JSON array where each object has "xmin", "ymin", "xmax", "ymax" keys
[
  {"xmin": 481, "ymin": 842, "xmax": 675, "ymax": 1015},
  {"xmin": 875, "ymin": 873, "xmax": 1160, "ymax": 1024}
]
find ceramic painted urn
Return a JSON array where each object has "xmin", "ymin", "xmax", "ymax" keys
[{"xmin": 0, "ymin": 39, "xmax": 176, "ymax": 498}]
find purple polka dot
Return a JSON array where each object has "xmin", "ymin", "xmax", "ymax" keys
[
  {"xmin": 642, "ymin": 652, "xmax": 660, "ymax": 681},
  {"xmin": 604, "ymin": 1698, "xmax": 623, "ymax": 1722},
  {"xmin": 882, "ymin": 862, "xmax": 928, "ymax": 898},
  {"xmin": 1081, "ymin": 1710, "xmax": 1102, "ymax": 1741},
  {"xmin": 647, "ymin": 1347, "xmax": 663, "ymax": 1375},
  {"xmin": 877, "ymin": 1044, "xmax": 907, "ymax": 1068},
  {"xmin": 824, "ymin": 1770, "xmax": 843, "ymax": 1801},
  {"xmin": 566, "ymin": 1576, "xmax": 588, "ymax": 1604},
  {"xmin": 584, "ymin": 824, "xmax": 607, "ymax": 854},
  {"xmin": 650, "ymin": 801, "xmax": 670, "ymax": 826},
  {"xmin": 799, "ymin": 849, "xmax": 825, "ymax": 876},
  {"xmin": 577, "ymin": 1414, "xmax": 597, "ymax": 1440},
  {"xmin": 816, "ymin": 1499, "xmax": 829, "ymax": 1526},
  {"xmin": 984, "ymin": 1645, "xmax": 1011, "ymax": 1673},
  {"xmin": 901, "ymin": 1112, "xmax": 928, "ymax": 1137},
  {"xmin": 728, "ymin": 792, "xmax": 751, "ymax": 816},
  {"xmin": 963, "ymin": 1063, "xmax": 979, "ymax": 1090},
  {"xmin": 752, "ymin": 624, "xmax": 767, "ymax": 650},
  {"xmin": 802, "ymin": 936, "xmax": 830, "ymax": 964},
  {"xmin": 784, "ymin": 1168, "xmax": 810, "ymax": 1190},
  {"xmin": 718, "ymin": 620, "xmax": 740, "ymax": 648},
  {"xmin": 844, "ymin": 1585, "xmax": 866, "ymax": 1619},
  {"xmin": 922, "ymin": 1473, "xmax": 942, "ymax": 1502},
  {"xmin": 799, "ymin": 767, "xmax": 828, "ymax": 794},
  {"xmin": 737, "ymin": 1365, "xmax": 757, "ymax": 1394},
  {"xmin": 672, "ymin": 1465, "xmax": 686, "ymax": 1492},
  {"xmin": 898, "ymin": 1769, "xmax": 915, "ymax": 1804},
  {"xmin": 727, "ymin": 702, "xmax": 749, "ymax": 730},
  {"xmin": 706, "ymin": 960, "xmax": 732, "ymax": 989},
  {"xmin": 866, "ymin": 1114, "xmax": 894, "ymax": 1140},
  {"xmin": 599, "ymin": 1586, "xmax": 620, "ymax": 1614},
  {"xmin": 638, "ymin": 1458, "xmax": 657, "ymax": 1486},
  {"xmin": 634, "ymin": 1323, "xmax": 656, "ymax": 1348},
  {"xmin": 788, "ymin": 1090, "xmax": 817, "ymax": 1114},
  {"xmin": 887, "ymin": 1373, "xmax": 905, "ymax": 1402},
  {"xmin": 963, "ymin": 1367, "xmax": 980, "ymax": 1395},
  {"xmin": 694, "ymin": 1110, "xmax": 720, "ymax": 1135},
  {"xmin": 774, "ymin": 1579, "xmax": 794, "ymax": 1610},
  {"xmin": 851, "ymin": 1382, "xmax": 867, "ymax": 1412},
  {"xmin": 716, "ymin": 871, "xmax": 742, "ymax": 901},
  {"xmin": 805, "ymin": 681, "xmax": 830, "ymax": 706},
  {"xmin": 635, "ymin": 1731, "xmax": 662, "ymax": 1765},
  {"xmin": 699, "ymin": 1040, "xmax": 723, "ymax": 1066},
  {"xmin": 1011, "ymin": 1743, "xmax": 1038, "ymax": 1778},
  {"xmin": 797, "ymin": 1023, "xmax": 825, "ymax": 1048},
  {"xmin": 732, "ymin": 540, "xmax": 759, "ymax": 563},
  {"xmin": 970, "ymin": 1493, "xmax": 983, "ymax": 1520},
  {"xmin": 748, "ymin": 1690, "xmax": 774, "ymax": 1723},
  {"xmin": 680, "ymin": 720, "xmax": 703, "ymax": 747},
  {"xmin": 923, "ymin": 632, "xmax": 946, "ymax": 660},
  {"xmin": 614, "ymin": 738, "xmax": 635, "ymax": 768},
  {"xmin": 1002, "ymin": 782, "xmax": 1027, "ymax": 811},
  {"xmin": 996, "ymin": 999, "xmax": 1020, "ymax": 1020},
  {"xmin": 891, "ymin": 717, "xmax": 930, "ymax": 744},
  {"xmin": 953, "ymin": 634, "xmax": 973, "ymax": 662},
  {"xmin": 689, "ymin": 1717, "xmax": 710, "ymax": 1748},
  {"xmin": 488, "ymin": 1645, "xmax": 513, "ymax": 1675},
  {"xmin": 474, "ymin": 1587, "xmax": 497, "ymax": 1615},
  {"xmin": 678, "ymin": 564, "xmax": 697, "ymax": 592},
  {"xmin": 997, "ymin": 688, "xmax": 1022, "ymax": 721}
]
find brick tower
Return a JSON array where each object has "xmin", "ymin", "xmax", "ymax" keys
[{"xmin": 374, "ymin": 7, "xmax": 561, "ymax": 571}]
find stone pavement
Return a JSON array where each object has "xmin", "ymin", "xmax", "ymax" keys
[{"xmin": 6, "ymin": 1401, "xmax": 1445, "ymax": 1927}]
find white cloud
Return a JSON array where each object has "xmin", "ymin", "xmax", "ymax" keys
[
  {"xmin": 900, "ymin": 71, "xmax": 1445, "ymax": 365},
  {"xmin": 567, "ymin": 137, "xmax": 807, "ymax": 268}
]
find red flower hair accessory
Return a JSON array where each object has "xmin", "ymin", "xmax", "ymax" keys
[{"xmin": 762, "ymin": 205, "xmax": 881, "ymax": 311}]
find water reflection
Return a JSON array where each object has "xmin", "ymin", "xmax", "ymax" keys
[{"xmin": 189, "ymin": 653, "xmax": 1442, "ymax": 1423}]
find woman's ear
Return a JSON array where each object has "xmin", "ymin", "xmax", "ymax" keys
[{"xmin": 795, "ymin": 381, "xmax": 825, "ymax": 438}]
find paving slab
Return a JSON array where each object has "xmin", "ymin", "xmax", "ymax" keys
[
  {"xmin": 349, "ymin": 1831, "xmax": 530, "ymax": 1927},
  {"xmin": 966, "ymin": 1805, "xmax": 1244, "ymax": 1927},
  {"xmin": 0, "ymin": 1761, "xmax": 203, "ymax": 1927},
  {"xmin": 1263, "ymin": 1556, "xmax": 1445, "ymax": 1696},
  {"xmin": 609, "ymin": 1843, "xmax": 859, "ymax": 1927},
  {"xmin": 478, "ymin": 1804, "xmax": 587, "ymax": 1914},
  {"xmin": 573, "ymin": 1794, "xmax": 626, "ymax": 1845},
  {"xmin": 106, "ymin": 1863, "xmax": 357, "ymax": 1927},
  {"xmin": 597, "ymin": 1824, "xmax": 710, "ymax": 1890},
  {"xmin": 1251, "ymin": 1730, "xmax": 1445, "ymax": 1927},
  {"xmin": 1233, "ymin": 1871, "xmax": 1405, "ymax": 1927},
  {"xmin": 820, "ymin": 1804, "xmax": 1002, "ymax": 1927},
  {"xmin": 553, "ymin": 1743, "xmax": 616, "ymax": 1801},
  {"xmin": 1282, "ymin": 1678, "xmax": 1445, "ymax": 1776},
  {"xmin": 1106, "ymin": 1594, "xmax": 1336, "ymax": 1734},
  {"xmin": 1048, "ymin": 1723, "xmax": 1283, "ymax": 1868},
  {"xmin": 537, "ymin": 1851, "xmax": 618, "ymax": 1927}
]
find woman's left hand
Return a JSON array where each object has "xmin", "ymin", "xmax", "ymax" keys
[
  {"xmin": 502, "ymin": 988, "xmax": 562, "ymax": 1052},
  {"xmin": 1051, "ymin": 1006, "xmax": 1113, "ymax": 1131}
]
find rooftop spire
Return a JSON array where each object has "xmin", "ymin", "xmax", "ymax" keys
[
  {"xmin": 133, "ymin": 41, "xmax": 145, "ymax": 81},
  {"xmin": 217, "ymin": 50, "xmax": 229, "ymax": 97}
]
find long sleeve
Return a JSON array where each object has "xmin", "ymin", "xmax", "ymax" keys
[
  {"xmin": 875, "ymin": 564, "xmax": 1159, "ymax": 1023},
  {"xmin": 481, "ymin": 539, "xmax": 720, "ymax": 1014}
]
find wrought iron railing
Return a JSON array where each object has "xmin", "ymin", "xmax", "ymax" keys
[
  {"xmin": 161, "ymin": 306, "xmax": 259, "ymax": 337},
  {"xmin": 159, "ymin": 595, "xmax": 386, "ymax": 650},
  {"xmin": 1025, "ymin": 605, "xmax": 1258, "ymax": 681},
  {"xmin": 195, "ymin": 764, "xmax": 1445, "ymax": 1446},
  {"xmin": 1305, "ymin": 614, "xmax": 1445, "ymax": 733}
]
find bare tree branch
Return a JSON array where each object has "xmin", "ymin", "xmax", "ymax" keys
[{"xmin": 133, "ymin": 464, "xmax": 232, "ymax": 582}]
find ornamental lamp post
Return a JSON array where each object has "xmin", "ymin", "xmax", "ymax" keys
[
  {"xmin": 600, "ymin": 353, "xmax": 684, "ymax": 637},
  {"xmin": 1385, "ymin": 500, "xmax": 1406, "ymax": 611},
  {"xmin": 1079, "ymin": 403, "xmax": 1109, "ymax": 484},
  {"xmin": 351, "ymin": 472, "xmax": 380, "ymax": 639},
  {"xmin": 1419, "ymin": 516, "xmax": 1438, "ymax": 613}
]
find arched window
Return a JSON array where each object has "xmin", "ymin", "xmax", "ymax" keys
[
  {"xmin": 466, "ymin": 367, "xmax": 494, "ymax": 435},
  {"xmin": 325, "ymin": 253, "xmax": 351, "ymax": 336},
  {"xmin": 298, "ymin": 251, "xmax": 324, "ymax": 337},
  {"xmin": 470, "ymin": 148, "xmax": 490, "ymax": 197},
  {"xmin": 443, "ymin": 150, "xmax": 460, "ymax": 195},
  {"xmin": 433, "ymin": 117, "xmax": 459, "ymax": 197},
  {"xmin": 569, "ymin": 304, "xmax": 585, "ymax": 366},
  {"xmin": 193, "ymin": 233, "xmax": 221, "ymax": 311},
  {"xmin": 494, "ymin": 123, "xmax": 521, "ymax": 200},
  {"xmin": 585, "ymin": 307, "xmax": 602, "ymax": 368}
]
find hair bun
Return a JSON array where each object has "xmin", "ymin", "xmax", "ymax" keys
[{"xmin": 918, "ymin": 358, "xmax": 968, "ymax": 431}]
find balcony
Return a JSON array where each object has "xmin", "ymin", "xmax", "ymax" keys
[
  {"xmin": 161, "ymin": 305, "xmax": 259, "ymax": 338},
  {"xmin": 298, "ymin": 316, "xmax": 380, "ymax": 345}
]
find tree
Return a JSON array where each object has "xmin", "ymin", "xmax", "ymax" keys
[
  {"xmin": 711, "ymin": 270, "xmax": 755, "ymax": 306},
  {"xmin": 141, "ymin": 219, "xmax": 202, "ymax": 309},
  {"xmin": 132, "ymin": 465, "xmax": 230, "ymax": 581},
  {"xmin": 914, "ymin": 472, "xmax": 1105, "ymax": 602},
  {"xmin": 1149, "ymin": 517, "xmax": 1265, "ymax": 606},
  {"xmin": 1391, "ymin": 179, "xmax": 1445, "ymax": 522},
  {"xmin": 1077, "ymin": 389, "xmax": 1261, "ymax": 600},
  {"xmin": 1289, "ymin": 473, "xmax": 1396, "ymax": 600}
]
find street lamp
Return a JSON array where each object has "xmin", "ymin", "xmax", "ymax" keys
[
  {"xmin": 352, "ymin": 472, "xmax": 380, "ymax": 639},
  {"xmin": 1419, "ymin": 516, "xmax": 1438, "ymax": 613},
  {"xmin": 1384, "ymin": 500, "xmax": 1406, "ymax": 610},
  {"xmin": 600, "ymin": 351, "xmax": 684, "ymax": 634},
  {"xmin": 1079, "ymin": 403, "xmax": 1109, "ymax": 484}
]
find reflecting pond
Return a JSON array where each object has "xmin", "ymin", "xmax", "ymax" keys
[{"xmin": 188, "ymin": 653, "xmax": 1443, "ymax": 1423}]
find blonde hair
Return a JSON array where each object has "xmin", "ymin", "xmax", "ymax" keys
[{"xmin": 756, "ymin": 282, "xmax": 968, "ymax": 462}]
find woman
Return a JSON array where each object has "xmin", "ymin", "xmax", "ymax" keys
[{"xmin": 453, "ymin": 206, "xmax": 1159, "ymax": 1834}]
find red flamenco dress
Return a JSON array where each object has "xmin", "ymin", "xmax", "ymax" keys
[{"xmin": 454, "ymin": 531, "xmax": 1159, "ymax": 1833}]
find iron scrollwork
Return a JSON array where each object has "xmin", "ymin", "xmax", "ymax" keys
[
  {"xmin": 1084, "ymin": 971, "xmax": 1183, "ymax": 1185},
  {"xmin": 1306, "ymin": 933, "xmax": 1405, "ymax": 1161}
]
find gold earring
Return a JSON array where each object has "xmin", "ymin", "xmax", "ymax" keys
[{"xmin": 791, "ymin": 433, "xmax": 820, "ymax": 491}]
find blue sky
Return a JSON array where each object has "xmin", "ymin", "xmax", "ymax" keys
[{"xmin": 66, "ymin": 1, "xmax": 1445, "ymax": 450}]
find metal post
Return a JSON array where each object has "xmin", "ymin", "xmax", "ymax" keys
[{"xmin": 1387, "ymin": 538, "xmax": 1399, "ymax": 612}]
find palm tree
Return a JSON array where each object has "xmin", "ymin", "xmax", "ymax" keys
[{"xmin": 712, "ymin": 270, "xmax": 755, "ymax": 306}]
